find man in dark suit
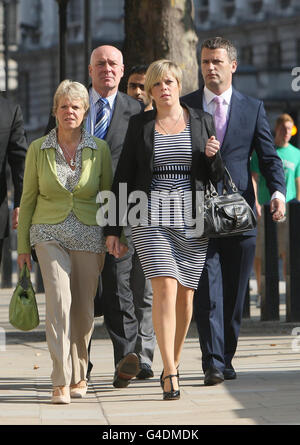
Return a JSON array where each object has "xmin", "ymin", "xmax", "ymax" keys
[
  {"xmin": 0, "ymin": 95, "xmax": 27, "ymax": 265},
  {"xmin": 182, "ymin": 37, "xmax": 286, "ymax": 385},
  {"xmin": 86, "ymin": 45, "xmax": 155, "ymax": 387}
]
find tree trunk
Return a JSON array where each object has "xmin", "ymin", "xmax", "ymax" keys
[{"xmin": 122, "ymin": 0, "xmax": 199, "ymax": 95}]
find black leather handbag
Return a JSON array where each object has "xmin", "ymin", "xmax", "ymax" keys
[{"xmin": 201, "ymin": 167, "xmax": 256, "ymax": 238}]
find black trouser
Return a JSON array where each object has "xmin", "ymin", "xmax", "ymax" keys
[
  {"xmin": 0, "ymin": 238, "xmax": 3, "ymax": 267},
  {"xmin": 194, "ymin": 235, "xmax": 256, "ymax": 372}
]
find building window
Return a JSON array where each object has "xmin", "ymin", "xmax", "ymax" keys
[
  {"xmin": 279, "ymin": 0, "xmax": 291, "ymax": 8},
  {"xmin": 249, "ymin": 0, "xmax": 263, "ymax": 14},
  {"xmin": 0, "ymin": 0, "xmax": 18, "ymax": 46},
  {"xmin": 296, "ymin": 39, "xmax": 300, "ymax": 66},
  {"xmin": 223, "ymin": 0, "xmax": 235, "ymax": 19},
  {"xmin": 268, "ymin": 42, "xmax": 281, "ymax": 68},
  {"xmin": 240, "ymin": 46, "xmax": 253, "ymax": 66},
  {"xmin": 20, "ymin": 0, "xmax": 41, "ymax": 46},
  {"xmin": 199, "ymin": 0, "xmax": 209, "ymax": 22},
  {"xmin": 68, "ymin": 0, "xmax": 83, "ymax": 23},
  {"xmin": 67, "ymin": 0, "xmax": 83, "ymax": 40}
]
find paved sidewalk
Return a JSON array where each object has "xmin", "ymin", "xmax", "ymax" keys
[{"xmin": 1, "ymin": 286, "xmax": 300, "ymax": 426}]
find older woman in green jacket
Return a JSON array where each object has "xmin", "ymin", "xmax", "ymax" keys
[{"xmin": 17, "ymin": 80, "xmax": 112, "ymax": 404}]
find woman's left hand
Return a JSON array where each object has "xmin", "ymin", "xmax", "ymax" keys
[
  {"xmin": 17, "ymin": 253, "xmax": 32, "ymax": 271},
  {"xmin": 106, "ymin": 236, "xmax": 128, "ymax": 258},
  {"xmin": 205, "ymin": 136, "xmax": 220, "ymax": 157}
]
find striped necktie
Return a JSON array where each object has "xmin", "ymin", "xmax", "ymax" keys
[{"xmin": 94, "ymin": 97, "xmax": 109, "ymax": 139}]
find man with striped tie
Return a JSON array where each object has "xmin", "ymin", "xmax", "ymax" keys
[{"xmin": 86, "ymin": 45, "xmax": 156, "ymax": 388}]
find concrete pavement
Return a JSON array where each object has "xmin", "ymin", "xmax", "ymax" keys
[{"xmin": 1, "ymin": 282, "xmax": 300, "ymax": 427}]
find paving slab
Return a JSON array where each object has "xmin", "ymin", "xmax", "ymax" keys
[{"xmin": 0, "ymin": 285, "xmax": 300, "ymax": 429}]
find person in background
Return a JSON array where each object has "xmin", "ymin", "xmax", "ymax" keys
[
  {"xmin": 127, "ymin": 64, "xmax": 152, "ymax": 111},
  {"xmin": 17, "ymin": 80, "xmax": 112, "ymax": 404},
  {"xmin": 105, "ymin": 59, "xmax": 224, "ymax": 400},
  {"xmin": 251, "ymin": 113, "xmax": 300, "ymax": 306},
  {"xmin": 182, "ymin": 37, "xmax": 286, "ymax": 385},
  {"xmin": 0, "ymin": 95, "xmax": 27, "ymax": 266},
  {"xmin": 127, "ymin": 64, "xmax": 148, "ymax": 104}
]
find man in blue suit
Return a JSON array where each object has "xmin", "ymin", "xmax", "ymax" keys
[{"xmin": 182, "ymin": 37, "xmax": 286, "ymax": 385}]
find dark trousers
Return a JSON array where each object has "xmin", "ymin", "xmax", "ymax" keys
[
  {"xmin": 102, "ymin": 248, "xmax": 138, "ymax": 367},
  {"xmin": 193, "ymin": 235, "xmax": 256, "ymax": 372},
  {"xmin": 0, "ymin": 238, "xmax": 3, "ymax": 267},
  {"xmin": 87, "ymin": 233, "xmax": 155, "ymax": 374}
]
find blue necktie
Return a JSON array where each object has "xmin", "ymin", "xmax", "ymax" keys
[{"xmin": 94, "ymin": 98, "xmax": 109, "ymax": 139}]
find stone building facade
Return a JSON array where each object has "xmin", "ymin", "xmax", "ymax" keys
[
  {"xmin": 3, "ymin": 0, "xmax": 300, "ymax": 144},
  {"xmin": 194, "ymin": 0, "xmax": 300, "ymax": 143}
]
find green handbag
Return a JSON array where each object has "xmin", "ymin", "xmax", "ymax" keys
[{"xmin": 9, "ymin": 264, "xmax": 40, "ymax": 331}]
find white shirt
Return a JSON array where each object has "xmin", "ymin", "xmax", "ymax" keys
[{"xmin": 202, "ymin": 86, "xmax": 285, "ymax": 203}]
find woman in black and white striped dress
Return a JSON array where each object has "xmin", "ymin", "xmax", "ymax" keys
[{"xmin": 105, "ymin": 60, "xmax": 224, "ymax": 400}]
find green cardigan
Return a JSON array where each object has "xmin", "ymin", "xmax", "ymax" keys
[{"xmin": 18, "ymin": 134, "xmax": 113, "ymax": 254}]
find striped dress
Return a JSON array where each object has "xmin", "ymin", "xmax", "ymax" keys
[{"xmin": 131, "ymin": 121, "xmax": 208, "ymax": 289}]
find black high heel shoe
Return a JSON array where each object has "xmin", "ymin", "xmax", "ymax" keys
[
  {"xmin": 162, "ymin": 374, "xmax": 180, "ymax": 400},
  {"xmin": 160, "ymin": 366, "xmax": 179, "ymax": 389}
]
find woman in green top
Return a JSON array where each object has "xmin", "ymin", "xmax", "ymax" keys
[{"xmin": 17, "ymin": 80, "xmax": 113, "ymax": 404}]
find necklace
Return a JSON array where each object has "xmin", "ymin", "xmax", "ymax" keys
[
  {"xmin": 59, "ymin": 141, "xmax": 79, "ymax": 167},
  {"xmin": 157, "ymin": 108, "xmax": 183, "ymax": 135}
]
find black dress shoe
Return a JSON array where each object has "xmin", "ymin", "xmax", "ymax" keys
[
  {"xmin": 204, "ymin": 366, "xmax": 224, "ymax": 386},
  {"xmin": 136, "ymin": 363, "xmax": 154, "ymax": 379},
  {"xmin": 223, "ymin": 367, "xmax": 237, "ymax": 380},
  {"xmin": 113, "ymin": 353, "xmax": 140, "ymax": 388}
]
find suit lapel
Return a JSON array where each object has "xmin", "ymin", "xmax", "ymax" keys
[
  {"xmin": 143, "ymin": 111, "xmax": 156, "ymax": 171},
  {"xmin": 105, "ymin": 92, "xmax": 123, "ymax": 143},
  {"xmin": 187, "ymin": 106, "xmax": 208, "ymax": 181},
  {"xmin": 221, "ymin": 88, "xmax": 246, "ymax": 154},
  {"xmin": 188, "ymin": 106, "xmax": 204, "ymax": 151}
]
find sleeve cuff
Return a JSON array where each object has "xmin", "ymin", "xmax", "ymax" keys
[{"xmin": 271, "ymin": 191, "xmax": 286, "ymax": 203}]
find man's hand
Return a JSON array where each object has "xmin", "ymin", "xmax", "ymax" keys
[
  {"xmin": 106, "ymin": 236, "xmax": 128, "ymax": 259},
  {"xmin": 12, "ymin": 207, "xmax": 20, "ymax": 229},
  {"xmin": 270, "ymin": 198, "xmax": 286, "ymax": 222}
]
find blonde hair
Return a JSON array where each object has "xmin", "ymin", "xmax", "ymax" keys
[
  {"xmin": 144, "ymin": 59, "xmax": 183, "ymax": 101},
  {"xmin": 275, "ymin": 113, "xmax": 294, "ymax": 131},
  {"xmin": 52, "ymin": 79, "xmax": 89, "ymax": 117}
]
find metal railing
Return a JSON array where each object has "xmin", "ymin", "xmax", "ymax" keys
[{"xmin": 243, "ymin": 201, "xmax": 300, "ymax": 322}]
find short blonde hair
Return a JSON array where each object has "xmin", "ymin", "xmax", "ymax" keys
[
  {"xmin": 144, "ymin": 60, "xmax": 183, "ymax": 100},
  {"xmin": 275, "ymin": 113, "xmax": 294, "ymax": 131},
  {"xmin": 52, "ymin": 79, "xmax": 89, "ymax": 117}
]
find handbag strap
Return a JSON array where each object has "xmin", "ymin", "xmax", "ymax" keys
[
  {"xmin": 19, "ymin": 264, "xmax": 31, "ymax": 290},
  {"xmin": 223, "ymin": 167, "xmax": 238, "ymax": 193},
  {"xmin": 205, "ymin": 167, "xmax": 238, "ymax": 199}
]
